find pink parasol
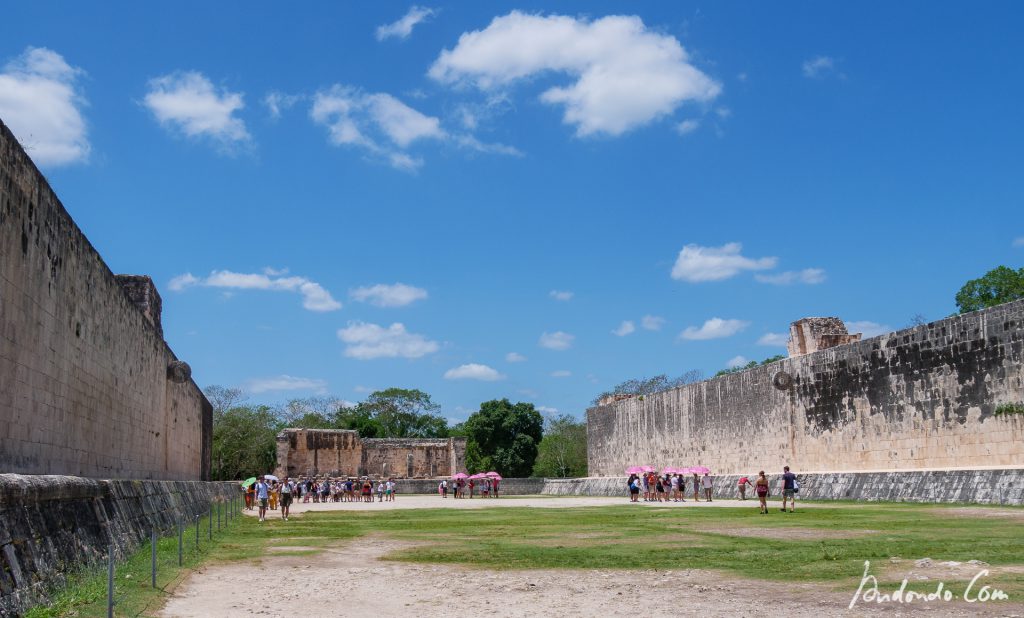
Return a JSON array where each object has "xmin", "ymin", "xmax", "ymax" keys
[
  {"xmin": 484, "ymin": 472, "xmax": 503, "ymax": 480},
  {"xmin": 625, "ymin": 466, "xmax": 644, "ymax": 474},
  {"xmin": 468, "ymin": 472, "xmax": 487, "ymax": 479},
  {"xmin": 451, "ymin": 472, "xmax": 469, "ymax": 479},
  {"xmin": 690, "ymin": 466, "xmax": 711, "ymax": 474},
  {"xmin": 640, "ymin": 465, "xmax": 656, "ymax": 473},
  {"xmin": 661, "ymin": 466, "xmax": 678, "ymax": 475}
]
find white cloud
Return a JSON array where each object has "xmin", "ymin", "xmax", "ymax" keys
[
  {"xmin": 539, "ymin": 331, "xmax": 574, "ymax": 350},
  {"xmin": 143, "ymin": 71, "xmax": 250, "ymax": 148},
  {"xmin": 444, "ymin": 363, "xmax": 505, "ymax": 381},
  {"xmin": 1013, "ymin": 236, "xmax": 1024, "ymax": 248},
  {"xmin": 549, "ymin": 290, "xmax": 574, "ymax": 301},
  {"xmin": 351, "ymin": 283, "xmax": 428, "ymax": 307},
  {"xmin": 264, "ymin": 91, "xmax": 302, "ymax": 119},
  {"xmin": 676, "ymin": 119, "xmax": 700, "ymax": 136},
  {"xmin": 671, "ymin": 242, "xmax": 777, "ymax": 282},
  {"xmin": 429, "ymin": 11, "xmax": 721, "ymax": 137},
  {"xmin": 377, "ymin": 6, "xmax": 436, "ymax": 41},
  {"xmin": 679, "ymin": 317, "xmax": 749, "ymax": 341},
  {"xmin": 337, "ymin": 321, "xmax": 439, "ymax": 359},
  {"xmin": 550, "ymin": 370, "xmax": 572, "ymax": 378},
  {"xmin": 245, "ymin": 375, "xmax": 328, "ymax": 394},
  {"xmin": 802, "ymin": 56, "xmax": 835, "ymax": 78},
  {"xmin": 755, "ymin": 268, "xmax": 827, "ymax": 285},
  {"xmin": 641, "ymin": 315, "xmax": 665, "ymax": 331},
  {"xmin": 311, "ymin": 85, "xmax": 445, "ymax": 170},
  {"xmin": 845, "ymin": 320, "xmax": 893, "ymax": 338},
  {"xmin": 725, "ymin": 355, "xmax": 749, "ymax": 369},
  {"xmin": 612, "ymin": 320, "xmax": 635, "ymax": 337},
  {"xmin": 757, "ymin": 332, "xmax": 789, "ymax": 347},
  {"xmin": 0, "ymin": 47, "xmax": 89, "ymax": 166},
  {"xmin": 537, "ymin": 405, "xmax": 559, "ymax": 415},
  {"xmin": 168, "ymin": 269, "xmax": 341, "ymax": 312},
  {"xmin": 505, "ymin": 352, "xmax": 527, "ymax": 363},
  {"xmin": 453, "ymin": 133, "xmax": 523, "ymax": 157}
]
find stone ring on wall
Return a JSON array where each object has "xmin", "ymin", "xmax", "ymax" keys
[
  {"xmin": 773, "ymin": 371, "xmax": 794, "ymax": 391},
  {"xmin": 167, "ymin": 361, "xmax": 192, "ymax": 384}
]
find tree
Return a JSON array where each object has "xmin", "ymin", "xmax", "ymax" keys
[
  {"xmin": 204, "ymin": 385, "xmax": 245, "ymax": 417},
  {"xmin": 532, "ymin": 415, "xmax": 587, "ymax": 478},
  {"xmin": 210, "ymin": 404, "xmax": 279, "ymax": 481},
  {"xmin": 955, "ymin": 266, "xmax": 1024, "ymax": 313},
  {"xmin": 592, "ymin": 370, "xmax": 703, "ymax": 405},
  {"xmin": 462, "ymin": 399, "xmax": 543, "ymax": 477},
  {"xmin": 714, "ymin": 355, "xmax": 785, "ymax": 377},
  {"xmin": 332, "ymin": 405, "xmax": 383, "ymax": 437},
  {"xmin": 351, "ymin": 388, "xmax": 448, "ymax": 438},
  {"xmin": 278, "ymin": 396, "xmax": 348, "ymax": 427}
]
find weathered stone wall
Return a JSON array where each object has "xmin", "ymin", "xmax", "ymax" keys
[
  {"xmin": 0, "ymin": 474, "xmax": 238, "ymax": 617},
  {"xmin": 393, "ymin": 477, "xmax": 545, "ymax": 495},
  {"xmin": 541, "ymin": 469, "xmax": 1024, "ymax": 505},
  {"xmin": 274, "ymin": 428, "xmax": 467, "ymax": 478},
  {"xmin": 0, "ymin": 119, "xmax": 211, "ymax": 480},
  {"xmin": 588, "ymin": 300, "xmax": 1024, "ymax": 476}
]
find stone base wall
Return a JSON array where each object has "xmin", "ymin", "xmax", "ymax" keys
[
  {"xmin": 274, "ymin": 429, "xmax": 467, "ymax": 479},
  {"xmin": 540, "ymin": 469, "xmax": 1024, "ymax": 505},
  {"xmin": 0, "ymin": 474, "xmax": 239, "ymax": 617},
  {"xmin": 392, "ymin": 477, "xmax": 545, "ymax": 496}
]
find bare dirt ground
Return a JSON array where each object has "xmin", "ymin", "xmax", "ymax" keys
[
  {"xmin": 160, "ymin": 538, "xmax": 1020, "ymax": 617},
  {"xmin": 159, "ymin": 497, "xmax": 1024, "ymax": 617}
]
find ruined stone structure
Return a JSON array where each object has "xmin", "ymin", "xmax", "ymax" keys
[
  {"xmin": 588, "ymin": 302, "xmax": 1024, "ymax": 475},
  {"xmin": 0, "ymin": 118, "xmax": 211, "ymax": 480},
  {"xmin": 787, "ymin": 316, "xmax": 862, "ymax": 356},
  {"xmin": 275, "ymin": 428, "xmax": 467, "ymax": 478}
]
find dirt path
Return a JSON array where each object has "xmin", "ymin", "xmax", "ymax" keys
[{"xmin": 160, "ymin": 537, "xmax": 1020, "ymax": 617}]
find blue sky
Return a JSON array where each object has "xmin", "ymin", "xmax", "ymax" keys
[{"xmin": 3, "ymin": 2, "xmax": 1022, "ymax": 422}]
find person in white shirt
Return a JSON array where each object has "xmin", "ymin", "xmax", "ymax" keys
[{"xmin": 701, "ymin": 473, "xmax": 714, "ymax": 502}]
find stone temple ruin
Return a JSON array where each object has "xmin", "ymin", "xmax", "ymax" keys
[
  {"xmin": 787, "ymin": 316, "xmax": 862, "ymax": 356},
  {"xmin": 274, "ymin": 428, "xmax": 467, "ymax": 479}
]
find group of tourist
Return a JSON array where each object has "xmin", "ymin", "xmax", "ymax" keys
[
  {"xmin": 627, "ymin": 465, "xmax": 800, "ymax": 514},
  {"xmin": 297, "ymin": 477, "xmax": 398, "ymax": 503},
  {"xmin": 244, "ymin": 475, "xmax": 400, "ymax": 523},
  {"xmin": 437, "ymin": 476, "xmax": 500, "ymax": 499}
]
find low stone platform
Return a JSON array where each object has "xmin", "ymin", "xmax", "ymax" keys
[
  {"xmin": 0, "ymin": 474, "xmax": 239, "ymax": 617},
  {"xmin": 541, "ymin": 468, "xmax": 1024, "ymax": 505}
]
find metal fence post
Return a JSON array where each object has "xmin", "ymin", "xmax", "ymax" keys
[
  {"xmin": 208, "ymin": 505, "xmax": 213, "ymax": 540},
  {"xmin": 217, "ymin": 502, "xmax": 221, "ymax": 531},
  {"xmin": 107, "ymin": 548, "xmax": 115, "ymax": 618},
  {"xmin": 151, "ymin": 528, "xmax": 157, "ymax": 588},
  {"xmin": 178, "ymin": 520, "xmax": 183, "ymax": 566},
  {"xmin": 195, "ymin": 514, "xmax": 200, "ymax": 548}
]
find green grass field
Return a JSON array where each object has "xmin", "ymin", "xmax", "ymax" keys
[{"xmin": 28, "ymin": 500, "xmax": 1024, "ymax": 616}]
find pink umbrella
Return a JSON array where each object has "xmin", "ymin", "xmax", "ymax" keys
[
  {"xmin": 640, "ymin": 465, "xmax": 656, "ymax": 473},
  {"xmin": 485, "ymin": 472, "xmax": 503, "ymax": 480},
  {"xmin": 451, "ymin": 472, "xmax": 469, "ymax": 479},
  {"xmin": 468, "ymin": 473, "xmax": 487, "ymax": 479},
  {"xmin": 661, "ymin": 466, "xmax": 678, "ymax": 475},
  {"xmin": 625, "ymin": 466, "xmax": 644, "ymax": 474},
  {"xmin": 691, "ymin": 466, "xmax": 711, "ymax": 474}
]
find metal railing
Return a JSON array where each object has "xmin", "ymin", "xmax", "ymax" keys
[{"xmin": 103, "ymin": 495, "xmax": 242, "ymax": 617}]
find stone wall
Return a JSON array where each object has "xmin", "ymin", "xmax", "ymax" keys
[
  {"xmin": 274, "ymin": 428, "xmax": 467, "ymax": 479},
  {"xmin": 588, "ymin": 300, "xmax": 1024, "ymax": 476},
  {"xmin": 541, "ymin": 469, "xmax": 1024, "ymax": 505},
  {"xmin": 0, "ymin": 474, "xmax": 238, "ymax": 616},
  {"xmin": 0, "ymin": 119, "xmax": 211, "ymax": 480},
  {"xmin": 395, "ymin": 477, "xmax": 544, "ymax": 495}
]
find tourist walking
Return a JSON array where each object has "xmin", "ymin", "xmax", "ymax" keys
[
  {"xmin": 755, "ymin": 471, "xmax": 769, "ymax": 514},
  {"xmin": 780, "ymin": 465, "xmax": 797, "ymax": 512},
  {"xmin": 701, "ymin": 472, "xmax": 714, "ymax": 502},
  {"xmin": 627, "ymin": 474, "xmax": 640, "ymax": 502},
  {"xmin": 692, "ymin": 472, "xmax": 701, "ymax": 501},
  {"xmin": 255, "ymin": 476, "xmax": 270, "ymax": 523},
  {"xmin": 280, "ymin": 477, "xmax": 293, "ymax": 521},
  {"xmin": 737, "ymin": 476, "xmax": 754, "ymax": 500}
]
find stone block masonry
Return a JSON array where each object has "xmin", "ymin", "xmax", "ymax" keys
[
  {"xmin": 275, "ymin": 428, "xmax": 467, "ymax": 479},
  {"xmin": 588, "ymin": 300, "xmax": 1024, "ymax": 476},
  {"xmin": 0, "ymin": 474, "xmax": 239, "ymax": 617},
  {"xmin": 0, "ymin": 118, "xmax": 211, "ymax": 480}
]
